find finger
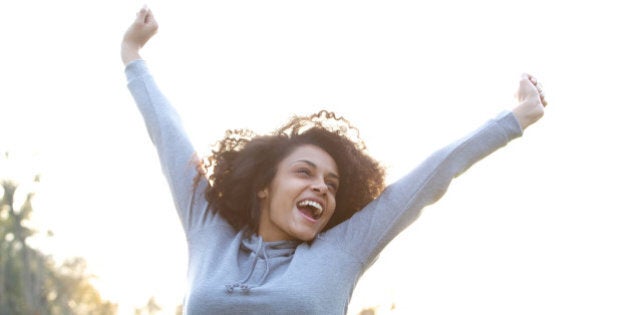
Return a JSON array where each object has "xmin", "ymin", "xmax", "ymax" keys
[
  {"xmin": 136, "ymin": 10, "xmax": 146, "ymax": 23},
  {"xmin": 521, "ymin": 73, "xmax": 538, "ymax": 84},
  {"xmin": 540, "ymin": 93, "xmax": 548, "ymax": 107},
  {"xmin": 136, "ymin": 6, "xmax": 150, "ymax": 23},
  {"xmin": 144, "ymin": 9, "xmax": 155, "ymax": 24},
  {"xmin": 533, "ymin": 79, "xmax": 547, "ymax": 107}
]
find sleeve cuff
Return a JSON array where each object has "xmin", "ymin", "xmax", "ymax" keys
[
  {"xmin": 495, "ymin": 110, "xmax": 523, "ymax": 140},
  {"xmin": 124, "ymin": 59, "xmax": 149, "ymax": 82}
]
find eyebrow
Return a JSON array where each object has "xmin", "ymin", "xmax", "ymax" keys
[{"xmin": 295, "ymin": 160, "xmax": 340, "ymax": 180}]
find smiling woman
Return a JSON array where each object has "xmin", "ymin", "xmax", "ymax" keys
[
  {"xmin": 121, "ymin": 6, "xmax": 547, "ymax": 314},
  {"xmin": 256, "ymin": 144, "xmax": 342, "ymax": 242},
  {"xmin": 201, "ymin": 113, "xmax": 385, "ymax": 243}
]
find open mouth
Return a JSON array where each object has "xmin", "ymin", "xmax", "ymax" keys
[{"xmin": 297, "ymin": 200, "xmax": 324, "ymax": 220}]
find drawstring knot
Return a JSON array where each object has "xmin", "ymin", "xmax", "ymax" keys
[
  {"xmin": 225, "ymin": 284, "xmax": 236, "ymax": 294},
  {"xmin": 225, "ymin": 283, "xmax": 251, "ymax": 294},
  {"xmin": 224, "ymin": 237, "xmax": 265, "ymax": 294}
]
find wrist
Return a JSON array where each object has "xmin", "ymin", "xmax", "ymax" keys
[
  {"xmin": 512, "ymin": 101, "xmax": 544, "ymax": 131},
  {"xmin": 121, "ymin": 42, "xmax": 142, "ymax": 66},
  {"xmin": 512, "ymin": 109, "xmax": 530, "ymax": 131}
]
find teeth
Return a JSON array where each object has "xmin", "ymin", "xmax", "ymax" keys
[
  {"xmin": 298, "ymin": 200, "xmax": 323, "ymax": 217},
  {"xmin": 314, "ymin": 207, "xmax": 323, "ymax": 217}
]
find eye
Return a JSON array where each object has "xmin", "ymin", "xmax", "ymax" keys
[
  {"xmin": 296, "ymin": 167, "xmax": 312, "ymax": 176},
  {"xmin": 326, "ymin": 181, "xmax": 339, "ymax": 193}
]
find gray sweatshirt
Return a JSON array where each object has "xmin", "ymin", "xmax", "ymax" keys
[{"xmin": 125, "ymin": 59, "xmax": 523, "ymax": 314}]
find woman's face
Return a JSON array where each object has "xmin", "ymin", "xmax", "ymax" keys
[{"xmin": 257, "ymin": 144, "xmax": 339, "ymax": 242}]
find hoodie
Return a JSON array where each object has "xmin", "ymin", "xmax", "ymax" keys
[{"xmin": 125, "ymin": 59, "xmax": 523, "ymax": 314}]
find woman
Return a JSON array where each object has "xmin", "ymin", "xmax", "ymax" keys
[{"xmin": 122, "ymin": 7, "xmax": 547, "ymax": 314}]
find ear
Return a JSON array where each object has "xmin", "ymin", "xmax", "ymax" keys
[{"xmin": 257, "ymin": 188, "xmax": 268, "ymax": 199}]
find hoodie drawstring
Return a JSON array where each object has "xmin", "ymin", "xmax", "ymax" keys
[
  {"xmin": 225, "ymin": 237, "xmax": 267, "ymax": 294},
  {"xmin": 258, "ymin": 243, "xmax": 271, "ymax": 286},
  {"xmin": 224, "ymin": 233, "xmax": 297, "ymax": 294}
]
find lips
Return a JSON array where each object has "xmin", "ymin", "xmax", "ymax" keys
[{"xmin": 297, "ymin": 199, "xmax": 324, "ymax": 220}]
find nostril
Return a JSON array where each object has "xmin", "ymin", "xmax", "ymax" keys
[{"xmin": 312, "ymin": 183, "xmax": 327, "ymax": 193}]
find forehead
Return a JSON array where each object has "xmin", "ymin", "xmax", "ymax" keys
[{"xmin": 282, "ymin": 144, "xmax": 338, "ymax": 173}]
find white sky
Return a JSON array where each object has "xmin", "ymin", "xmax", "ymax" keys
[{"xmin": 1, "ymin": 0, "xmax": 629, "ymax": 314}]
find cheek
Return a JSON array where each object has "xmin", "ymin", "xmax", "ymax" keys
[{"xmin": 328, "ymin": 197, "xmax": 337, "ymax": 217}]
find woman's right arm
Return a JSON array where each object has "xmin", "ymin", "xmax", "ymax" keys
[{"xmin": 122, "ymin": 8, "xmax": 209, "ymax": 233}]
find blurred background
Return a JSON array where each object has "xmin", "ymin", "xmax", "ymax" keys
[{"xmin": 1, "ymin": 0, "xmax": 629, "ymax": 314}]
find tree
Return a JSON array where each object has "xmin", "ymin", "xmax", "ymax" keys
[
  {"xmin": 134, "ymin": 297, "xmax": 162, "ymax": 315},
  {"xmin": 0, "ymin": 151, "xmax": 117, "ymax": 315}
]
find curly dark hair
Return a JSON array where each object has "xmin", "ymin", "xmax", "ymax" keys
[{"xmin": 197, "ymin": 110, "xmax": 386, "ymax": 235}]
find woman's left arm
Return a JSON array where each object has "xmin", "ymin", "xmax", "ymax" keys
[{"xmin": 325, "ymin": 73, "xmax": 547, "ymax": 266}]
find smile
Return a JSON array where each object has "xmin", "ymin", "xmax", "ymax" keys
[{"xmin": 297, "ymin": 200, "xmax": 324, "ymax": 220}]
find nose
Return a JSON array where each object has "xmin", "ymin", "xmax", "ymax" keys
[{"xmin": 311, "ymin": 178, "xmax": 328, "ymax": 194}]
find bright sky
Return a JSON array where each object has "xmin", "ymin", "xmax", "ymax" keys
[{"xmin": 1, "ymin": 0, "xmax": 629, "ymax": 314}]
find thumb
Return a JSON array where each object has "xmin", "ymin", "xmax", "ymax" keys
[
  {"xmin": 521, "ymin": 73, "xmax": 534, "ymax": 86},
  {"xmin": 135, "ymin": 6, "xmax": 150, "ymax": 24},
  {"xmin": 144, "ymin": 9, "xmax": 155, "ymax": 24},
  {"xmin": 519, "ymin": 73, "xmax": 536, "ymax": 91},
  {"xmin": 515, "ymin": 73, "xmax": 534, "ymax": 102}
]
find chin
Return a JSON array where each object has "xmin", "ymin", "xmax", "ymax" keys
[{"xmin": 293, "ymin": 229, "xmax": 319, "ymax": 242}]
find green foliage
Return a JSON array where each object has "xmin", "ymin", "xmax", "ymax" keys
[{"xmin": 1, "ymin": 153, "xmax": 117, "ymax": 315}]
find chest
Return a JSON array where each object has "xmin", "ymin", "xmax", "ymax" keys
[{"xmin": 185, "ymin": 241, "xmax": 362, "ymax": 314}]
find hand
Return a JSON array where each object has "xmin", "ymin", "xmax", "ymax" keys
[
  {"xmin": 512, "ymin": 73, "xmax": 548, "ymax": 130},
  {"xmin": 121, "ymin": 6, "xmax": 159, "ymax": 65}
]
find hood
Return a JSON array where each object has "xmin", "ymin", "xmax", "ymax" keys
[{"xmin": 225, "ymin": 233, "xmax": 299, "ymax": 293}]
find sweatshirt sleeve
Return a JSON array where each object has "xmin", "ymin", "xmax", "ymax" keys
[
  {"xmin": 125, "ymin": 60, "xmax": 208, "ymax": 233},
  {"xmin": 323, "ymin": 111, "xmax": 523, "ymax": 266}
]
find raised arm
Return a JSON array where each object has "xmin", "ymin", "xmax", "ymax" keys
[
  {"xmin": 121, "ymin": 6, "xmax": 159, "ymax": 66},
  {"xmin": 327, "ymin": 74, "xmax": 549, "ymax": 266},
  {"xmin": 122, "ymin": 8, "xmax": 208, "ymax": 233}
]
